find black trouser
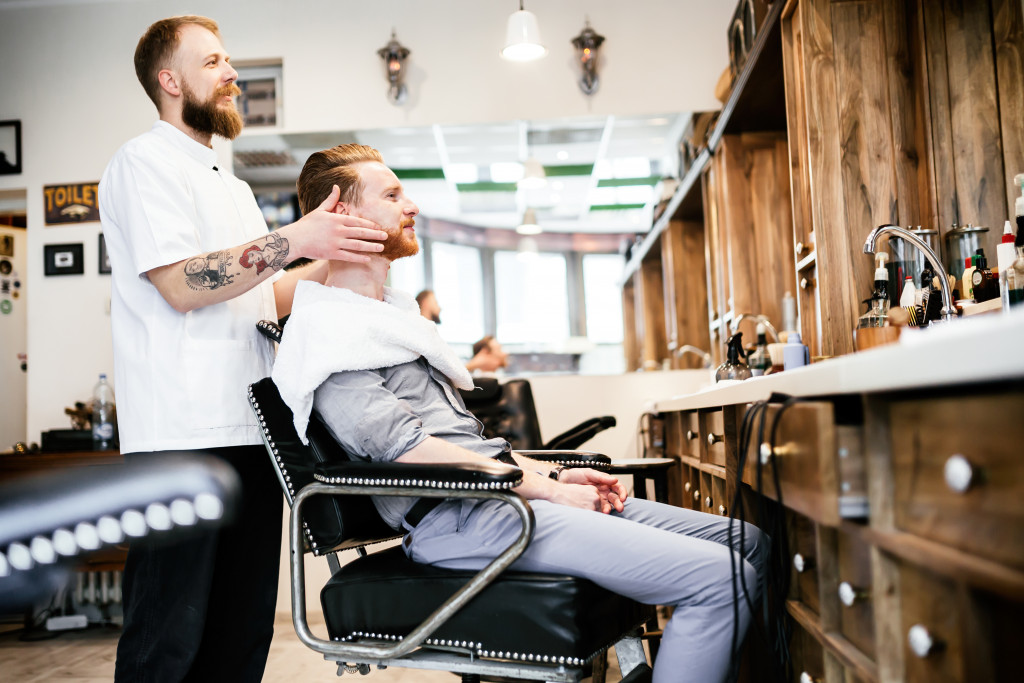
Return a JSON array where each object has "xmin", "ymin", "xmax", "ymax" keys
[{"xmin": 114, "ymin": 446, "xmax": 283, "ymax": 683}]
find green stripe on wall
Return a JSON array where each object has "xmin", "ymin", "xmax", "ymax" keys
[
  {"xmin": 596, "ymin": 176, "xmax": 661, "ymax": 187},
  {"xmin": 456, "ymin": 182, "xmax": 518, "ymax": 193},
  {"xmin": 543, "ymin": 164, "xmax": 594, "ymax": 177},
  {"xmin": 588, "ymin": 203, "xmax": 647, "ymax": 212},
  {"xmin": 393, "ymin": 168, "xmax": 446, "ymax": 180}
]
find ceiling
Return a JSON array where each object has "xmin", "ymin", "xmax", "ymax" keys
[{"xmin": 232, "ymin": 112, "xmax": 689, "ymax": 234}]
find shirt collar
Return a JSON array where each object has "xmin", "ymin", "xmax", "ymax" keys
[{"xmin": 151, "ymin": 120, "xmax": 220, "ymax": 169}]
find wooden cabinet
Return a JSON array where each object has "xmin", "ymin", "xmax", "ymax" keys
[{"xmin": 658, "ymin": 380, "xmax": 1024, "ymax": 682}]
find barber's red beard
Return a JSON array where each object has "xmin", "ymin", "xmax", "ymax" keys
[
  {"xmin": 381, "ymin": 218, "xmax": 419, "ymax": 260},
  {"xmin": 181, "ymin": 81, "xmax": 243, "ymax": 140}
]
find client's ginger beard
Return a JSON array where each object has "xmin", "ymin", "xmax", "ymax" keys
[{"xmin": 380, "ymin": 217, "xmax": 419, "ymax": 260}]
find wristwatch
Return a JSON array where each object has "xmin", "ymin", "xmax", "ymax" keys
[{"xmin": 548, "ymin": 466, "xmax": 567, "ymax": 481}]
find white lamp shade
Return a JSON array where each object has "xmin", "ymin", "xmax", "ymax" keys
[
  {"xmin": 518, "ymin": 157, "xmax": 547, "ymax": 189},
  {"xmin": 502, "ymin": 10, "xmax": 547, "ymax": 61},
  {"xmin": 516, "ymin": 208, "xmax": 542, "ymax": 235}
]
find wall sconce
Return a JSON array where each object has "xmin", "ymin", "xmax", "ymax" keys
[
  {"xmin": 502, "ymin": 1, "xmax": 546, "ymax": 61},
  {"xmin": 571, "ymin": 21, "xmax": 605, "ymax": 95},
  {"xmin": 378, "ymin": 30, "xmax": 410, "ymax": 105}
]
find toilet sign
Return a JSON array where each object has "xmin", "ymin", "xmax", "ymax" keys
[{"xmin": 44, "ymin": 182, "xmax": 100, "ymax": 225}]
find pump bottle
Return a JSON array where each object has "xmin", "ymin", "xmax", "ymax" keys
[{"xmin": 715, "ymin": 332, "xmax": 752, "ymax": 382}]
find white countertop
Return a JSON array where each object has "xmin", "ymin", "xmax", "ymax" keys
[{"xmin": 654, "ymin": 308, "xmax": 1024, "ymax": 412}]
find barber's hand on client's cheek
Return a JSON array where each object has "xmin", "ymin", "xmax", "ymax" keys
[
  {"xmin": 561, "ymin": 468, "xmax": 627, "ymax": 513},
  {"xmin": 283, "ymin": 185, "xmax": 388, "ymax": 263}
]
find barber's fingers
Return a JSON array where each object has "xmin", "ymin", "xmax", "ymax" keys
[
  {"xmin": 332, "ymin": 214, "xmax": 389, "ymax": 236},
  {"xmin": 315, "ymin": 185, "xmax": 342, "ymax": 212}
]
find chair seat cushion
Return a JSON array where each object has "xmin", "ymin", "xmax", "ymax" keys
[{"xmin": 321, "ymin": 546, "xmax": 652, "ymax": 664}]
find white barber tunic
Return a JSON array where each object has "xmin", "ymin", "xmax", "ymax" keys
[{"xmin": 99, "ymin": 121, "xmax": 278, "ymax": 453}]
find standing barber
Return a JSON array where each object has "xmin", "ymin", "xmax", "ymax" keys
[{"xmin": 98, "ymin": 15, "xmax": 387, "ymax": 681}]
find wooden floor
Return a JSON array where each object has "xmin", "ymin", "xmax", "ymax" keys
[{"xmin": 0, "ymin": 614, "xmax": 622, "ymax": 681}]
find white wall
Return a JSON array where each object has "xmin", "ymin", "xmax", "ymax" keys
[{"xmin": 0, "ymin": 0, "xmax": 732, "ymax": 443}]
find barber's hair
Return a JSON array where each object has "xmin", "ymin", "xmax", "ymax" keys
[
  {"xmin": 296, "ymin": 144, "xmax": 385, "ymax": 215},
  {"xmin": 135, "ymin": 15, "xmax": 221, "ymax": 108},
  {"xmin": 415, "ymin": 289, "xmax": 434, "ymax": 307},
  {"xmin": 472, "ymin": 336, "xmax": 495, "ymax": 357}
]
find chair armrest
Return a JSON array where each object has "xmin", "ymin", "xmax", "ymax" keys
[
  {"xmin": 512, "ymin": 450, "xmax": 611, "ymax": 469},
  {"xmin": 542, "ymin": 416, "xmax": 616, "ymax": 451},
  {"xmin": 313, "ymin": 458, "xmax": 522, "ymax": 490}
]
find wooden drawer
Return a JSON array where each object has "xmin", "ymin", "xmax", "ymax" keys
[
  {"xmin": 789, "ymin": 618, "xmax": 825, "ymax": 683},
  {"xmin": 889, "ymin": 391, "xmax": 1024, "ymax": 570},
  {"xmin": 681, "ymin": 411, "xmax": 701, "ymax": 458},
  {"xmin": 897, "ymin": 561, "xmax": 963, "ymax": 683},
  {"xmin": 680, "ymin": 464, "xmax": 699, "ymax": 510},
  {"xmin": 787, "ymin": 510, "xmax": 820, "ymax": 616},
  {"xmin": 836, "ymin": 528, "xmax": 875, "ymax": 661},
  {"xmin": 701, "ymin": 409, "xmax": 727, "ymax": 467},
  {"xmin": 697, "ymin": 471, "xmax": 728, "ymax": 516},
  {"xmin": 741, "ymin": 401, "xmax": 844, "ymax": 526}
]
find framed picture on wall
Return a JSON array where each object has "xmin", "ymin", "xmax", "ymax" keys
[
  {"xmin": 0, "ymin": 120, "xmax": 22, "ymax": 175},
  {"xmin": 98, "ymin": 233, "xmax": 111, "ymax": 274},
  {"xmin": 44, "ymin": 243, "xmax": 84, "ymax": 276}
]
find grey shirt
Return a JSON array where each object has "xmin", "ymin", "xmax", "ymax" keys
[{"xmin": 313, "ymin": 357, "xmax": 510, "ymax": 529}]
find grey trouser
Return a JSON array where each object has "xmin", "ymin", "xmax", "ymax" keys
[{"xmin": 407, "ymin": 496, "xmax": 769, "ymax": 683}]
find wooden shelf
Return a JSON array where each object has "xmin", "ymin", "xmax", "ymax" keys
[
  {"xmin": 796, "ymin": 250, "xmax": 816, "ymax": 272},
  {"xmin": 622, "ymin": 0, "xmax": 786, "ymax": 283}
]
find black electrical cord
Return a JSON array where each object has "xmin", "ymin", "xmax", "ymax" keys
[{"xmin": 726, "ymin": 393, "xmax": 803, "ymax": 682}]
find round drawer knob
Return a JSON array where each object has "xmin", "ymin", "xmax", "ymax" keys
[
  {"xmin": 943, "ymin": 454, "xmax": 974, "ymax": 494},
  {"xmin": 718, "ymin": 504, "xmax": 727, "ymax": 515},
  {"xmin": 799, "ymin": 673, "xmax": 820, "ymax": 683},
  {"xmin": 686, "ymin": 429, "xmax": 697, "ymax": 441},
  {"xmin": 707, "ymin": 433, "xmax": 723, "ymax": 446},
  {"xmin": 684, "ymin": 481, "xmax": 691, "ymax": 492},
  {"xmin": 796, "ymin": 241, "xmax": 807, "ymax": 256},
  {"xmin": 801, "ymin": 276, "xmax": 815, "ymax": 290},
  {"xmin": 705, "ymin": 496, "xmax": 713, "ymax": 508},
  {"xmin": 793, "ymin": 553, "xmax": 814, "ymax": 574},
  {"xmin": 693, "ymin": 490, "xmax": 700, "ymax": 502},
  {"xmin": 908, "ymin": 624, "xmax": 941, "ymax": 658},
  {"xmin": 759, "ymin": 442, "xmax": 773, "ymax": 465},
  {"xmin": 838, "ymin": 581, "xmax": 867, "ymax": 607}
]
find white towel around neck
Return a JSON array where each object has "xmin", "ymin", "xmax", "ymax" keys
[{"xmin": 271, "ymin": 280, "xmax": 473, "ymax": 443}]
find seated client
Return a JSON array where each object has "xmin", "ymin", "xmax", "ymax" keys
[{"xmin": 271, "ymin": 144, "xmax": 769, "ymax": 683}]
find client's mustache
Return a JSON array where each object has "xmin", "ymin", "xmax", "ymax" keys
[{"xmin": 399, "ymin": 218, "xmax": 416, "ymax": 229}]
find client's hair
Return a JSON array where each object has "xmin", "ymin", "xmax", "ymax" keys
[
  {"xmin": 472, "ymin": 336, "xmax": 496, "ymax": 357},
  {"xmin": 296, "ymin": 144, "xmax": 384, "ymax": 215}
]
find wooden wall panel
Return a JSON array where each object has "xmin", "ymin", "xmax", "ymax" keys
[
  {"xmin": 662, "ymin": 219, "xmax": 711, "ymax": 369},
  {"xmin": 782, "ymin": 1, "xmax": 816, "ymax": 252},
  {"xmin": 718, "ymin": 136, "xmax": 758, "ymax": 319},
  {"xmin": 622, "ymin": 277, "xmax": 638, "ymax": 371},
  {"xmin": 993, "ymin": 0, "xmax": 1024, "ymax": 218},
  {"xmin": 944, "ymin": 0, "xmax": 1007, "ymax": 255},
  {"xmin": 921, "ymin": 1, "xmax": 960, "ymax": 234},
  {"xmin": 702, "ymin": 164, "xmax": 727, "ymax": 363},
  {"xmin": 639, "ymin": 256, "xmax": 668, "ymax": 370},
  {"xmin": 799, "ymin": 0, "xmax": 857, "ymax": 357},
  {"xmin": 749, "ymin": 134, "xmax": 798, "ymax": 328},
  {"xmin": 832, "ymin": 0, "xmax": 900, "ymax": 335}
]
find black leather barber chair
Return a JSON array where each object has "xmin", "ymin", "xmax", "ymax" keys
[
  {"xmin": 247, "ymin": 360, "xmax": 656, "ymax": 680},
  {"xmin": 459, "ymin": 377, "xmax": 676, "ymax": 504},
  {"xmin": 0, "ymin": 454, "xmax": 239, "ymax": 613}
]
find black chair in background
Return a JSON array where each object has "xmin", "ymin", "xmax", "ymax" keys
[{"xmin": 459, "ymin": 377, "xmax": 676, "ymax": 504}]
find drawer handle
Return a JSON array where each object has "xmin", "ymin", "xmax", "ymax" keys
[
  {"xmin": 943, "ymin": 454, "xmax": 975, "ymax": 494},
  {"xmin": 838, "ymin": 581, "xmax": 868, "ymax": 607},
  {"xmin": 718, "ymin": 504, "xmax": 727, "ymax": 515},
  {"xmin": 693, "ymin": 490, "xmax": 701, "ymax": 502},
  {"xmin": 684, "ymin": 481, "xmax": 691, "ymax": 493},
  {"xmin": 793, "ymin": 553, "xmax": 814, "ymax": 574},
  {"xmin": 908, "ymin": 624, "xmax": 943, "ymax": 658},
  {"xmin": 707, "ymin": 433, "xmax": 723, "ymax": 447},
  {"xmin": 705, "ymin": 495, "xmax": 713, "ymax": 509},
  {"xmin": 799, "ymin": 673, "xmax": 820, "ymax": 683},
  {"xmin": 686, "ymin": 429, "xmax": 698, "ymax": 441}
]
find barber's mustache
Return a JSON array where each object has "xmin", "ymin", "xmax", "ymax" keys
[
  {"xmin": 399, "ymin": 218, "xmax": 416, "ymax": 229},
  {"xmin": 217, "ymin": 83, "xmax": 242, "ymax": 98}
]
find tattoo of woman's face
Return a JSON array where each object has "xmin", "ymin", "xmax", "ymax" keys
[
  {"xmin": 184, "ymin": 251, "xmax": 234, "ymax": 290},
  {"xmin": 239, "ymin": 233, "xmax": 290, "ymax": 275}
]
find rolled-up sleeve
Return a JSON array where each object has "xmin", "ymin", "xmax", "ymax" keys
[{"xmin": 313, "ymin": 369, "xmax": 428, "ymax": 463}]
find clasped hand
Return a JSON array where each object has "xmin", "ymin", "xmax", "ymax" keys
[{"xmin": 555, "ymin": 467, "xmax": 628, "ymax": 514}]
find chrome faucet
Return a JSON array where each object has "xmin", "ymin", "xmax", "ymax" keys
[
  {"xmin": 674, "ymin": 345, "xmax": 712, "ymax": 368},
  {"xmin": 863, "ymin": 224, "xmax": 956, "ymax": 322},
  {"xmin": 730, "ymin": 314, "xmax": 779, "ymax": 342}
]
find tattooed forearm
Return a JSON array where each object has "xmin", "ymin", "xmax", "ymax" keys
[
  {"xmin": 184, "ymin": 251, "xmax": 235, "ymax": 291},
  {"xmin": 239, "ymin": 233, "xmax": 290, "ymax": 275}
]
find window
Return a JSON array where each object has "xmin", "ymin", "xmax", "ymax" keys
[
  {"xmin": 431, "ymin": 242, "xmax": 484, "ymax": 343},
  {"xmin": 387, "ymin": 250, "xmax": 425, "ymax": 298},
  {"xmin": 494, "ymin": 251, "xmax": 569, "ymax": 344},
  {"xmin": 583, "ymin": 253, "xmax": 625, "ymax": 343}
]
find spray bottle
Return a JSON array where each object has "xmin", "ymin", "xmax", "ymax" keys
[{"xmin": 715, "ymin": 332, "xmax": 752, "ymax": 382}]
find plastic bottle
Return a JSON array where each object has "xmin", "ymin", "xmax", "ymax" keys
[
  {"xmin": 715, "ymin": 332, "xmax": 752, "ymax": 382},
  {"xmin": 782, "ymin": 331, "xmax": 810, "ymax": 371},
  {"xmin": 1015, "ymin": 173, "xmax": 1024, "ymax": 240},
  {"xmin": 780, "ymin": 291, "xmax": 797, "ymax": 343},
  {"xmin": 899, "ymin": 275, "xmax": 917, "ymax": 308},
  {"xmin": 961, "ymin": 256, "xmax": 976, "ymax": 301},
  {"xmin": 747, "ymin": 324, "xmax": 771, "ymax": 377},
  {"xmin": 92, "ymin": 373, "xmax": 116, "ymax": 450}
]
